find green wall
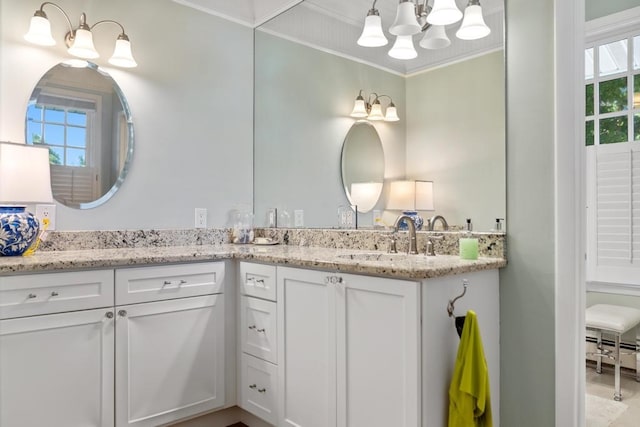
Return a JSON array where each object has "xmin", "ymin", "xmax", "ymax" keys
[
  {"xmin": 501, "ymin": 0, "xmax": 556, "ymax": 425},
  {"xmin": 586, "ymin": 0, "xmax": 640, "ymax": 20}
]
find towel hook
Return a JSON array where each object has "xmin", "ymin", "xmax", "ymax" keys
[{"xmin": 447, "ymin": 279, "xmax": 469, "ymax": 317}]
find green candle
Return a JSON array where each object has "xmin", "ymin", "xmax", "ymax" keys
[{"xmin": 459, "ymin": 238, "xmax": 479, "ymax": 260}]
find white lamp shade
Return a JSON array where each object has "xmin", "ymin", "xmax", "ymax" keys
[
  {"xmin": 350, "ymin": 98, "xmax": 368, "ymax": 118},
  {"xmin": 68, "ymin": 28, "xmax": 99, "ymax": 59},
  {"xmin": 384, "ymin": 105, "xmax": 400, "ymax": 122},
  {"xmin": 420, "ymin": 25, "xmax": 451, "ymax": 49},
  {"xmin": 388, "ymin": 35, "xmax": 418, "ymax": 60},
  {"xmin": 368, "ymin": 102, "xmax": 385, "ymax": 120},
  {"xmin": 350, "ymin": 182, "xmax": 383, "ymax": 213},
  {"xmin": 357, "ymin": 15, "xmax": 388, "ymax": 47},
  {"xmin": 427, "ymin": 0, "xmax": 463, "ymax": 26},
  {"xmin": 387, "ymin": 180, "xmax": 434, "ymax": 211},
  {"xmin": 456, "ymin": 4, "xmax": 491, "ymax": 40},
  {"xmin": 389, "ymin": 1, "xmax": 421, "ymax": 36},
  {"xmin": 0, "ymin": 143, "xmax": 53, "ymax": 204},
  {"xmin": 24, "ymin": 15, "xmax": 55, "ymax": 46},
  {"xmin": 109, "ymin": 38, "xmax": 138, "ymax": 68}
]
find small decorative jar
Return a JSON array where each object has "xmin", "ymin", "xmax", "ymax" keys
[{"xmin": 0, "ymin": 206, "xmax": 40, "ymax": 256}]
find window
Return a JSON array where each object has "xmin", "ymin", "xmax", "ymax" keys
[
  {"xmin": 585, "ymin": 32, "xmax": 640, "ymax": 287},
  {"xmin": 27, "ymin": 102, "xmax": 91, "ymax": 167}
]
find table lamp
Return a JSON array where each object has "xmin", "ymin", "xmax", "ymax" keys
[
  {"xmin": 0, "ymin": 142, "xmax": 53, "ymax": 256},
  {"xmin": 387, "ymin": 180, "xmax": 434, "ymax": 230}
]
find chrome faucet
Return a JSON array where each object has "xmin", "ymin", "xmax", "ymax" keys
[
  {"xmin": 427, "ymin": 215, "xmax": 449, "ymax": 231},
  {"xmin": 390, "ymin": 215, "xmax": 418, "ymax": 255}
]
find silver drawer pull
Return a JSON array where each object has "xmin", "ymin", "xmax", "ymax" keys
[
  {"xmin": 249, "ymin": 384, "xmax": 257, "ymax": 389},
  {"xmin": 258, "ymin": 388, "xmax": 267, "ymax": 393},
  {"xmin": 50, "ymin": 291, "xmax": 59, "ymax": 297},
  {"xmin": 256, "ymin": 279, "xmax": 265, "ymax": 286},
  {"xmin": 248, "ymin": 325, "xmax": 257, "ymax": 330},
  {"xmin": 256, "ymin": 328, "xmax": 266, "ymax": 333},
  {"xmin": 27, "ymin": 293, "xmax": 37, "ymax": 299},
  {"xmin": 105, "ymin": 311, "xmax": 114, "ymax": 319},
  {"xmin": 163, "ymin": 279, "xmax": 188, "ymax": 286}
]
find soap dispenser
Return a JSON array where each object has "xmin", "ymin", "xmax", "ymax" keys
[{"xmin": 459, "ymin": 218, "xmax": 479, "ymax": 260}]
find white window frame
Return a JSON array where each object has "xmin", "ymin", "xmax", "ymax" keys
[{"xmin": 585, "ymin": 7, "xmax": 640, "ymax": 293}]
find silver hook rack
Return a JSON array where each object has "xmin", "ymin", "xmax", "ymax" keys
[{"xmin": 447, "ymin": 279, "xmax": 469, "ymax": 317}]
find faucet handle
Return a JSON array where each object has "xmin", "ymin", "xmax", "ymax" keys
[
  {"xmin": 425, "ymin": 235, "xmax": 444, "ymax": 256},
  {"xmin": 388, "ymin": 232, "xmax": 398, "ymax": 254}
]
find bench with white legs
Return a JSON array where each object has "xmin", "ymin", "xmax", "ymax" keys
[{"xmin": 586, "ymin": 304, "xmax": 640, "ymax": 401}]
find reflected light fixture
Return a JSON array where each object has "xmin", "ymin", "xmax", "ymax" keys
[
  {"xmin": 357, "ymin": 0, "xmax": 490, "ymax": 61},
  {"xmin": 24, "ymin": 2, "xmax": 137, "ymax": 68},
  {"xmin": 350, "ymin": 90, "xmax": 400, "ymax": 122}
]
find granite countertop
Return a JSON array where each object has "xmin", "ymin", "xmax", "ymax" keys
[{"xmin": 0, "ymin": 244, "xmax": 506, "ymax": 280}]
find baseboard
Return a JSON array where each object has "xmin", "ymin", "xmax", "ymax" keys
[{"xmin": 169, "ymin": 406, "xmax": 273, "ymax": 427}]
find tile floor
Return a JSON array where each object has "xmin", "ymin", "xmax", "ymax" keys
[{"xmin": 586, "ymin": 361, "xmax": 640, "ymax": 426}]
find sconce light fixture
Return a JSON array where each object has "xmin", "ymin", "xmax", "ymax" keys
[
  {"xmin": 357, "ymin": 0, "xmax": 491, "ymax": 61},
  {"xmin": 387, "ymin": 180, "xmax": 434, "ymax": 230},
  {"xmin": 350, "ymin": 90, "xmax": 400, "ymax": 122},
  {"xmin": 0, "ymin": 142, "xmax": 53, "ymax": 256},
  {"xmin": 24, "ymin": 2, "xmax": 137, "ymax": 68}
]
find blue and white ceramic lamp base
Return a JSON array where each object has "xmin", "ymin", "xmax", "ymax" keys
[
  {"xmin": 0, "ymin": 206, "xmax": 40, "ymax": 256},
  {"xmin": 397, "ymin": 211, "xmax": 424, "ymax": 231}
]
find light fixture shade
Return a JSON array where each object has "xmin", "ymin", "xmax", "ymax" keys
[
  {"xmin": 420, "ymin": 25, "xmax": 451, "ymax": 49},
  {"xmin": 368, "ymin": 102, "xmax": 385, "ymax": 120},
  {"xmin": 109, "ymin": 37, "xmax": 138, "ymax": 68},
  {"xmin": 68, "ymin": 28, "xmax": 99, "ymax": 59},
  {"xmin": 387, "ymin": 180, "xmax": 434, "ymax": 210},
  {"xmin": 389, "ymin": 1, "xmax": 421, "ymax": 36},
  {"xmin": 24, "ymin": 14, "xmax": 56, "ymax": 46},
  {"xmin": 427, "ymin": 0, "xmax": 463, "ymax": 26},
  {"xmin": 350, "ymin": 98, "xmax": 368, "ymax": 118},
  {"xmin": 388, "ymin": 35, "xmax": 418, "ymax": 60},
  {"xmin": 350, "ymin": 182, "xmax": 384, "ymax": 213},
  {"xmin": 384, "ymin": 104, "xmax": 400, "ymax": 122},
  {"xmin": 0, "ymin": 143, "xmax": 53, "ymax": 204},
  {"xmin": 357, "ymin": 14, "xmax": 388, "ymax": 47},
  {"xmin": 456, "ymin": 4, "xmax": 491, "ymax": 40}
]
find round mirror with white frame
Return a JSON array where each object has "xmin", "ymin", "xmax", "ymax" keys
[
  {"xmin": 25, "ymin": 62, "xmax": 133, "ymax": 209},
  {"xmin": 340, "ymin": 121, "xmax": 385, "ymax": 213}
]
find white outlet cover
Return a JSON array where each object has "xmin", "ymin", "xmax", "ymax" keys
[
  {"xmin": 35, "ymin": 204, "xmax": 56, "ymax": 231},
  {"xmin": 294, "ymin": 209, "xmax": 304, "ymax": 227},
  {"xmin": 194, "ymin": 208, "xmax": 207, "ymax": 228}
]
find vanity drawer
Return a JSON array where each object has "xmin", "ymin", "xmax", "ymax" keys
[
  {"xmin": 241, "ymin": 296, "xmax": 277, "ymax": 364},
  {"xmin": 239, "ymin": 262, "xmax": 276, "ymax": 301},
  {"xmin": 0, "ymin": 270, "xmax": 114, "ymax": 319},
  {"xmin": 115, "ymin": 262, "xmax": 224, "ymax": 305},
  {"xmin": 240, "ymin": 353, "xmax": 277, "ymax": 425}
]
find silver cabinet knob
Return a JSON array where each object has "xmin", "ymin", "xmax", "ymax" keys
[
  {"xmin": 256, "ymin": 328, "xmax": 266, "ymax": 333},
  {"xmin": 249, "ymin": 384, "xmax": 257, "ymax": 389},
  {"xmin": 51, "ymin": 291, "xmax": 59, "ymax": 297},
  {"xmin": 118, "ymin": 310, "xmax": 127, "ymax": 317},
  {"xmin": 179, "ymin": 279, "xmax": 187, "ymax": 285},
  {"xmin": 258, "ymin": 388, "xmax": 267, "ymax": 393},
  {"xmin": 163, "ymin": 280, "xmax": 172, "ymax": 285},
  {"xmin": 248, "ymin": 325, "xmax": 256, "ymax": 330},
  {"xmin": 27, "ymin": 293, "xmax": 37, "ymax": 299},
  {"xmin": 105, "ymin": 311, "xmax": 114, "ymax": 319}
]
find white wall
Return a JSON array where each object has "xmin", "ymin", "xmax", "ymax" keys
[
  {"xmin": 253, "ymin": 31, "xmax": 406, "ymax": 228},
  {"xmin": 0, "ymin": 0, "xmax": 254, "ymax": 230},
  {"xmin": 405, "ymin": 51, "xmax": 506, "ymax": 230}
]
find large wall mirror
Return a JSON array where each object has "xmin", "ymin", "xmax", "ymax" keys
[
  {"xmin": 25, "ymin": 62, "xmax": 133, "ymax": 209},
  {"xmin": 254, "ymin": 0, "xmax": 505, "ymax": 229}
]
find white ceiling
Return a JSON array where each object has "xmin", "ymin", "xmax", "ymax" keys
[{"xmin": 172, "ymin": 0, "xmax": 504, "ymax": 75}]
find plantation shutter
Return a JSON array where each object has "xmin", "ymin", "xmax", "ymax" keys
[{"xmin": 587, "ymin": 143, "xmax": 640, "ymax": 285}]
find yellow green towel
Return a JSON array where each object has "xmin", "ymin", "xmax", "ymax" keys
[{"xmin": 448, "ymin": 310, "xmax": 492, "ymax": 427}]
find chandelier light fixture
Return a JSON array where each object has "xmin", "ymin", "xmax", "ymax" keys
[
  {"xmin": 357, "ymin": 0, "xmax": 491, "ymax": 60},
  {"xmin": 350, "ymin": 90, "xmax": 400, "ymax": 122},
  {"xmin": 24, "ymin": 2, "xmax": 137, "ymax": 68}
]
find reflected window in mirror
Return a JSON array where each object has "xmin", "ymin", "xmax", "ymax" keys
[{"xmin": 25, "ymin": 62, "xmax": 133, "ymax": 209}]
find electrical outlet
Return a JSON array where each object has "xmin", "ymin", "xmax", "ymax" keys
[
  {"xmin": 294, "ymin": 209, "xmax": 304, "ymax": 227},
  {"xmin": 194, "ymin": 208, "xmax": 207, "ymax": 228},
  {"xmin": 36, "ymin": 204, "xmax": 56, "ymax": 231}
]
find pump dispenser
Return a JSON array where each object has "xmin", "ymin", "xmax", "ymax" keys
[{"xmin": 459, "ymin": 217, "xmax": 478, "ymax": 260}]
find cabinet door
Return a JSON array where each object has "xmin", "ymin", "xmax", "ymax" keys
[
  {"xmin": 115, "ymin": 295, "xmax": 225, "ymax": 427},
  {"xmin": 277, "ymin": 267, "xmax": 337, "ymax": 427},
  {"xmin": 336, "ymin": 274, "xmax": 421, "ymax": 427},
  {"xmin": 0, "ymin": 308, "xmax": 115, "ymax": 427}
]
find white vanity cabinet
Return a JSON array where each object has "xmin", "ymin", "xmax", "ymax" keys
[
  {"xmin": 238, "ymin": 262, "xmax": 279, "ymax": 425},
  {"xmin": 0, "ymin": 270, "xmax": 115, "ymax": 427},
  {"xmin": 114, "ymin": 263, "xmax": 226, "ymax": 427},
  {"xmin": 277, "ymin": 266, "xmax": 421, "ymax": 427}
]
